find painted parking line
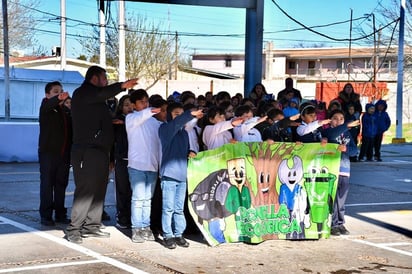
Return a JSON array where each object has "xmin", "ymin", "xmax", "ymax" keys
[
  {"xmin": 392, "ymin": 160, "xmax": 412, "ymax": 163},
  {"xmin": 381, "ymin": 242, "xmax": 412, "ymax": 247},
  {"xmin": 344, "ymin": 201, "xmax": 412, "ymax": 257},
  {"xmin": 0, "ymin": 216, "xmax": 147, "ymax": 274},
  {"xmin": 351, "ymin": 239, "xmax": 412, "ymax": 257},
  {"xmin": 346, "ymin": 201, "xmax": 412, "ymax": 207},
  {"xmin": 0, "ymin": 260, "xmax": 101, "ymax": 273},
  {"xmin": 0, "ymin": 172, "xmax": 39, "ymax": 175}
]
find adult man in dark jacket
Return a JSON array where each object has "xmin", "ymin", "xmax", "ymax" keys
[
  {"xmin": 277, "ymin": 77, "xmax": 303, "ymax": 107},
  {"xmin": 65, "ymin": 66, "xmax": 138, "ymax": 244},
  {"xmin": 38, "ymin": 81, "xmax": 72, "ymax": 226}
]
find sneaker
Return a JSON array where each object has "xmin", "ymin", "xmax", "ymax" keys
[
  {"xmin": 330, "ymin": 227, "xmax": 341, "ymax": 236},
  {"xmin": 131, "ymin": 228, "xmax": 145, "ymax": 243},
  {"xmin": 339, "ymin": 225, "xmax": 350, "ymax": 235},
  {"xmin": 116, "ymin": 216, "xmax": 131, "ymax": 229},
  {"xmin": 81, "ymin": 229, "xmax": 110, "ymax": 238},
  {"xmin": 142, "ymin": 227, "xmax": 155, "ymax": 241},
  {"xmin": 376, "ymin": 158, "xmax": 382, "ymax": 162},
  {"xmin": 358, "ymin": 158, "xmax": 365, "ymax": 162},
  {"xmin": 175, "ymin": 236, "xmax": 189, "ymax": 248},
  {"xmin": 40, "ymin": 218, "xmax": 55, "ymax": 226},
  {"xmin": 66, "ymin": 233, "xmax": 83, "ymax": 244},
  {"xmin": 102, "ymin": 210, "xmax": 111, "ymax": 221},
  {"xmin": 164, "ymin": 237, "xmax": 176, "ymax": 249},
  {"xmin": 116, "ymin": 222, "xmax": 131, "ymax": 229}
]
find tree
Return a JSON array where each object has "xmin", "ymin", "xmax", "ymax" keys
[
  {"xmin": 179, "ymin": 54, "xmax": 192, "ymax": 67},
  {"xmin": 30, "ymin": 44, "xmax": 48, "ymax": 56},
  {"xmin": 0, "ymin": 0, "xmax": 40, "ymax": 54},
  {"xmin": 369, "ymin": 1, "xmax": 412, "ymax": 67},
  {"xmin": 77, "ymin": 54, "xmax": 87, "ymax": 61},
  {"xmin": 293, "ymin": 43, "xmax": 326, "ymax": 48},
  {"xmin": 375, "ymin": 0, "xmax": 412, "ymax": 96},
  {"xmin": 79, "ymin": 14, "xmax": 176, "ymax": 90}
]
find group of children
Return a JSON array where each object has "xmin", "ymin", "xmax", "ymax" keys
[
  {"xmin": 358, "ymin": 100, "xmax": 391, "ymax": 162},
  {"xmin": 109, "ymin": 85, "xmax": 392, "ymax": 243},
  {"xmin": 39, "ymin": 76, "xmax": 393, "ymax": 248}
]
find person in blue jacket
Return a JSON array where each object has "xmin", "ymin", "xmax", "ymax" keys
[
  {"xmin": 358, "ymin": 103, "xmax": 377, "ymax": 161},
  {"xmin": 374, "ymin": 100, "xmax": 391, "ymax": 161},
  {"xmin": 158, "ymin": 102, "xmax": 203, "ymax": 249},
  {"xmin": 322, "ymin": 109, "xmax": 359, "ymax": 236}
]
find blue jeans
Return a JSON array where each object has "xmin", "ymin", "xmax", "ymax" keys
[
  {"xmin": 332, "ymin": 175, "xmax": 350, "ymax": 227},
  {"xmin": 161, "ymin": 177, "xmax": 187, "ymax": 239},
  {"xmin": 128, "ymin": 168, "xmax": 157, "ymax": 229}
]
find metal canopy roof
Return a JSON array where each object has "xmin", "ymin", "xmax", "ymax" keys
[{"xmin": 0, "ymin": 67, "xmax": 84, "ymax": 84}]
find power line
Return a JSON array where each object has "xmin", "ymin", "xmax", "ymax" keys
[
  {"xmin": 270, "ymin": 0, "xmax": 398, "ymax": 43},
  {"xmin": 10, "ymin": 0, "xmax": 404, "ymax": 55}
]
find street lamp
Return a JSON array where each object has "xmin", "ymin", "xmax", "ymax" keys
[{"xmin": 394, "ymin": 0, "xmax": 406, "ymax": 142}]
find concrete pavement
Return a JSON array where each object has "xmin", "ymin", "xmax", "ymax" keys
[{"xmin": 0, "ymin": 143, "xmax": 412, "ymax": 273}]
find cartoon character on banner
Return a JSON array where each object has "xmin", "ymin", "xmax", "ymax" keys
[
  {"xmin": 189, "ymin": 169, "xmax": 232, "ymax": 243},
  {"xmin": 303, "ymin": 167, "xmax": 337, "ymax": 238},
  {"xmin": 278, "ymin": 155, "xmax": 310, "ymax": 239},
  {"xmin": 225, "ymin": 158, "xmax": 251, "ymax": 213},
  {"xmin": 246, "ymin": 142, "xmax": 296, "ymax": 240},
  {"xmin": 225, "ymin": 158, "xmax": 252, "ymax": 242}
]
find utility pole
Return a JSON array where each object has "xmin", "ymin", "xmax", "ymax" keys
[
  {"xmin": 348, "ymin": 9, "xmax": 353, "ymax": 81},
  {"xmin": 60, "ymin": 0, "xmax": 66, "ymax": 69},
  {"xmin": 174, "ymin": 31, "xmax": 178, "ymax": 80},
  {"xmin": 99, "ymin": 0, "xmax": 106, "ymax": 68},
  {"xmin": 2, "ymin": 0, "xmax": 10, "ymax": 120},
  {"xmin": 376, "ymin": 26, "xmax": 381, "ymax": 99},
  {"xmin": 118, "ymin": 0, "xmax": 126, "ymax": 81},
  {"xmin": 372, "ymin": 13, "xmax": 377, "ymax": 86}
]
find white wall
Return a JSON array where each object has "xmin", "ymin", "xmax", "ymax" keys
[
  {"xmin": 0, "ymin": 80, "xmax": 79, "ymax": 119},
  {"xmin": 192, "ymin": 60, "xmax": 244, "ymax": 76},
  {"xmin": 0, "ymin": 122, "xmax": 38, "ymax": 162}
]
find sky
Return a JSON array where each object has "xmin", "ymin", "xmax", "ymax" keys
[{"xmin": 31, "ymin": 0, "xmax": 397, "ymax": 59}]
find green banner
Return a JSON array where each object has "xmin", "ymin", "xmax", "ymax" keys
[{"xmin": 187, "ymin": 142, "xmax": 341, "ymax": 246}]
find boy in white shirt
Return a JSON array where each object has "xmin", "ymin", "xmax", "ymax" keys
[
  {"xmin": 126, "ymin": 89, "xmax": 162, "ymax": 243},
  {"xmin": 202, "ymin": 106, "xmax": 244, "ymax": 150},
  {"xmin": 233, "ymin": 105, "xmax": 267, "ymax": 142}
]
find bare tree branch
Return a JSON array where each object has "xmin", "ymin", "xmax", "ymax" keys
[
  {"xmin": 78, "ymin": 13, "xmax": 176, "ymax": 90},
  {"xmin": 0, "ymin": 0, "xmax": 40, "ymax": 53}
]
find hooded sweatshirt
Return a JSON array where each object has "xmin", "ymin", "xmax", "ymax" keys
[
  {"xmin": 322, "ymin": 124, "xmax": 357, "ymax": 176},
  {"xmin": 159, "ymin": 110, "xmax": 194, "ymax": 182},
  {"xmin": 361, "ymin": 103, "xmax": 377, "ymax": 138},
  {"xmin": 374, "ymin": 100, "xmax": 391, "ymax": 134}
]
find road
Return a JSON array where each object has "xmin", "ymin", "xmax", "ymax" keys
[{"xmin": 0, "ymin": 143, "xmax": 411, "ymax": 273}]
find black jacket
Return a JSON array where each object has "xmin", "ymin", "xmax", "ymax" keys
[
  {"xmin": 113, "ymin": 113, "xmax": 128, "ymax": 160},
  {"xmin": 71, "ymin": 81, "xmax": 124, "ymax": 151},
  {"xmin": 38, "ymin": 96, "xmax": 72, "ymax": 156}
]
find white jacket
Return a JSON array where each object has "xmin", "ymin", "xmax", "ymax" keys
[
  {"xmin": 233, "ymin": 117, "xmax": 262, "ymax": 142},
  {"xmin": 126, "ymin": 108, "xmax": 162, "ymax": 172},
  {"xmin": 202, "ymin": 120, "xmax": 233, "ymax": 150}
]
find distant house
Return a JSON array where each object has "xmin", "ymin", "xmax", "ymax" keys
[
  {"xmin": 192, "ymin": 42, "xmax": 402, "ymax": 83},
  {"xmin": 190, "ymin": 54, "xmax": 246, "ymax": 78}
]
